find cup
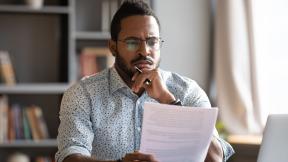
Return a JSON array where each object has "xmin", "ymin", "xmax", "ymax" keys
[
  {"xmin": 25, "ymin": 0, "xmax": 44, "ymax": 9},
  {"xmin": 7, "ymin": 152, "xmax": 30, "ymax": 162}
]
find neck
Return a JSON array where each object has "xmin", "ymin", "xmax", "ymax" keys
[
  {"xmin": 114, "ymin": 64, "xmax": 145, "ymax": 96},
  {"xmin": 114, "ymin": 63, "xmax": 133, "ymax": 88}
]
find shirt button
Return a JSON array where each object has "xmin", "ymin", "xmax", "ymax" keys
[{"xmin": 137, "ymin": 127, "xmax": 141, "ymax": 132}]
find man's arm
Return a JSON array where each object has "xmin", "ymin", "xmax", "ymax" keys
[
  {"xmin": 205, "ymin": 136, "xmax": 224, "ymax": 162},
  {"xmin": 55, "ymin": 84, "xmax": 95, "ymax": 162},
  {"xmin": 132, "ymin": 69, "xmax": 234, "ymax": 161}
]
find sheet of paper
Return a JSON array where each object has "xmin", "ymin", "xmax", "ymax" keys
[{"xmin": 140, "ymin": 103, "xmax": 218, "ymax": 162}]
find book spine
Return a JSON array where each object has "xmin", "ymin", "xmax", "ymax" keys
[
  {"xmin": 0, "ymin": 95, "xmax": 9, "ymax": 143},
  {"xmin": 33, "ymin": 105, "xmax": 49, "ymax": 139},
  {"xmin": 26, "ymin": 106, "xmax": 40, "ymax": 140},
  {"xmin": 23, "ymin": 107, "xmax": 32, "ymax": 140},
  {"xmin": 8, "ymin": 106, "xmax": 15, "ymax": 141},
  {"xmin": 0, "ymin": 51, "xmax": 16, "ymax": 85},
  {"xmin": 80, "ymin": 51, "xmax": 99, "ymax": 77}
]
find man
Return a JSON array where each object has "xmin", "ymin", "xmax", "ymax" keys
[{"xmin": 55, "ymin": 1, "xmax": 234, "ymax": 162}]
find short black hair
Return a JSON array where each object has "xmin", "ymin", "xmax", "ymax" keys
[{"xmin": 110, "ymin": 0, "xmax": 160, "ymax": 41}]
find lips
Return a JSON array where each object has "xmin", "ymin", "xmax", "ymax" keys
[
  {"xmin": 134, "ymin": 60, "xmax": 152, "ymax": 65},
  {"xmin": 133, "ymin": 60, "xmax": 153, "ymax": 69}
]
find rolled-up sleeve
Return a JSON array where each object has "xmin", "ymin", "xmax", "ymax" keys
[{"xmin": 55, "ymin": 83, "xmax": 94, "ymax": 162}]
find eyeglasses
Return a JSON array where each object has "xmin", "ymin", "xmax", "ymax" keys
[{"xmin": 118, "ymin": 37, "xmax": 164, "ymax": 52}]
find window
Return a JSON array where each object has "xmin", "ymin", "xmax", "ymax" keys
[{"xmin": 253, "ymin": 0, "xmax": 288, "ymax": 121}]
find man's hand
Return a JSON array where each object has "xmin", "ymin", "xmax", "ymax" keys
[
  {"xmin": 122, "ymin": 151, "xmax": 159, "ymax": 162},
  {"xmin": 131, "ymin": 68, "xmax": 175, "ymax": 104},
  {"xmin": 205, "ymin": 136, "xmax": 224, "ymax": 162}
]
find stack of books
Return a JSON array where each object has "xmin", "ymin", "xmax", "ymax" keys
[{"xmin": 0, "ymin": 95, "xmax": 50, "ymax": 143}]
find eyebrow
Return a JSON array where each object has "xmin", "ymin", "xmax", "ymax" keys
[
  {"xmin": 124, "ymin": 36, "xmax": 139, "ymax": 40},
  {"xmin": 124, "ymin": 36, "xmax": 159, "ymax": 40}
]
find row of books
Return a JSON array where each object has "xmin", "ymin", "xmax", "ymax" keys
[
  {"xmin": 0, "ymin": 95, "xmax": 49, "ymax": 143},
  {"xmin": 0, "ymin": 47, "xmax": 114, "ymax": 84},
  {"xmin": 78, "ymin": 47, "xmax": 114, "ymax": 78},
  {"xmin": 0, "ymin": 51, "xmax": 16, "ymax": 85}
]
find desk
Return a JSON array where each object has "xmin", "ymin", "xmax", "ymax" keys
[{"xmin": 227, "ymin": 135, "xmax": 261, "ymax": 162}]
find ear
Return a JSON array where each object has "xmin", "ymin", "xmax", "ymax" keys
[{"xmin": 108, "ymin": 39, "xmax": 117, "ymax": 57}]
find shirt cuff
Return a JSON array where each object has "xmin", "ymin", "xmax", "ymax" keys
[
  {"xmin": 216, "ymin": 137, "xmax": 235, "ymax": 162},
  {"xmin": 55, "ymin": 145, "xmax": 91, "ymax": 162}
]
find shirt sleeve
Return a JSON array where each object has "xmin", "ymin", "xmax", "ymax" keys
[
  {"xmin": 180, "ymin": 79, "xmax": 235, "ymax": 161},
  {"xmin": 55, "ymin": 82, "xmax": 94, "ymax": 162}
]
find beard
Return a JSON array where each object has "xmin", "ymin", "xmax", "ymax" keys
[{"xmin": 114, "ymin": 51, "xmax": 161, "ymax": 79}]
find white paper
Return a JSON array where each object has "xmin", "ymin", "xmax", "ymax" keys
[{"xmin": 140, "ymin": 103, "xmax": 218, "ymax": 162}]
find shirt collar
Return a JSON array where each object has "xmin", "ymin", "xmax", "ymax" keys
[{"xmin": 109, "ymin": 66, "xmax": 130, "ymax": 94}]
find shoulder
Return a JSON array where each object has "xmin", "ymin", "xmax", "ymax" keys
[
  {"xmin": 159, "ymin": 69, "xmax": 199, "ymax": 90},
  {"xmin": 159, "ymin": 69, "xmax": 211, "ymax": 107},
  {"xmin": 65, "ymin": 69, "xmax": 109, "ymax": 96}
]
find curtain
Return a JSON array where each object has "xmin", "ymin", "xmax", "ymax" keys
[{"xmin": 214, "ymin": 0, "xmax": 263, "ymax": 134}]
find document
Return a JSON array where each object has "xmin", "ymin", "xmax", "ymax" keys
[{"xmin": 140, "ymin": 103, "xmax": 218, "ymax": 162}]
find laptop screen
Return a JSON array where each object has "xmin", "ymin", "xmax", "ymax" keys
[{"xmin": 257, "ymin": 114, "xmax": 288, "ymax": 162}]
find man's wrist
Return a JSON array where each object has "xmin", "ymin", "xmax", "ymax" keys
[
  {"xmin": 169, "ymin": 98, "xmax": 183, "ymax": 105},
  {"xmin": 156, "ymin": 90, "xmax": 176, "ymax": 104}
]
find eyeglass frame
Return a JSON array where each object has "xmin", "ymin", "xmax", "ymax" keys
[{"xmin": 117, "ymin": 36, "xmax": 164, "ymax": 52}]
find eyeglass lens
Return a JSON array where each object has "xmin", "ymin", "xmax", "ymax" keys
[{"xmin": 123, "ymin": 37, "xmax": 162, "ymax": 51}]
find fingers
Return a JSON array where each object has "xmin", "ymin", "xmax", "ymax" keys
[
  {"xmin": 132, "ymin": 69, "xmax": 156, "ymax": 93},
  {"xmin": 123, "ymin": 151, "xmax": 159, "ymax": 162}
]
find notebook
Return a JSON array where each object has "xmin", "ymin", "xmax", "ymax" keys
[{"xmin": 257, "ymin": 114, "xmax": 288, "ymax": 162}]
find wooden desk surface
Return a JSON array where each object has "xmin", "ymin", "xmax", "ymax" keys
[{"xmin": 227, "ymin": 135, "xmax": 261, "ymax": 162}]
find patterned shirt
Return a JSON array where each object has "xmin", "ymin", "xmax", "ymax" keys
[{"xmin": 55, "ymin": 67, "xmax": 234, "ymax": 162}]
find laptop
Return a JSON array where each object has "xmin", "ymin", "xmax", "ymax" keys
[{"xmin": 257, "ymin": 114, "xmax": 288, "ymax": 162}]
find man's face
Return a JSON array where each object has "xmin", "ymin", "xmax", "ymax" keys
[{"xmin": 113, "ymin": 15, "xmax": 161, "ymax": 78}]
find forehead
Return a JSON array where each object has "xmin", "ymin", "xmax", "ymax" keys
[{"xmin": 119, "ymin": 15, "xmax": 160, "ymax": 38}]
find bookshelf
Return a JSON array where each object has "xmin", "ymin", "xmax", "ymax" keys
[
  {"xmin": 0, "ymin": 0, "xmax": 127, "ymax": 161},
  {"xmin": 0, "ymin": 0, "xmax": 70, "ymax": 160},
  {"xmin": 0, "ymin": 0, "xmax": 153, "ymax": 161}
]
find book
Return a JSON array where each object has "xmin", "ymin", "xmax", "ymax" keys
[
  {"xmin": 26, "ymin": 106, "xmax": 41, "ymax": 140},
  {"xmin": 32, "ymin": 105, "xmax": 49, "ymax": 139},
  {"xmin": 0, "ymin": 51, "xmax": 16, "ymax": 85},
  {"xmin": 8, "ymin": 106, "xmax": 16, "ymax": 141},
  {"xmin": 0, "ymin": 95, "xmax": 9, "ymax": 143},
  {"xmin": 11, "ymin": 104, "xmax": 24, "ymax": 139},
  {"xmin": 22, "ymin": 107, "xmax": 32, "ymax": 140},
  {"xmin": 79, "ymin": 47, "xmax": 114, "ymax": 77}
]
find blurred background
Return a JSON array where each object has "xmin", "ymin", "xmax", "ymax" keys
[{"xmin": 0, "ymin": 0, "xmax": 288, "ymax": 162}]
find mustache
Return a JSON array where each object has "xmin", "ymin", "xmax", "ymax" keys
[{"xmin": 131, "ymin": 55, "xmax": 153, "ymax": 65}]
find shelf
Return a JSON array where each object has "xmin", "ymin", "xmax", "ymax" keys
[
  {"xmin": 0, "ymin": 83, "xmax": 70, "ymax": 94},
  {"xmin": 0, "ymin": 5, "xmax": 70, "ymax": 14},
  {"xmin": 75, "ymin": 31, "xmax": 110, "ymax": 40},
  {"xmin": 0, "ymin": 139, "xmax": 57, "ymax": 148}
]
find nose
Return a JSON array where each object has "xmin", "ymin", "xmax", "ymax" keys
[{"xmin": 137, "ymin": 40, "xmax": 150, "ymax": 56}]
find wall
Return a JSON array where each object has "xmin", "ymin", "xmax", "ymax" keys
[{"xmin": 154, "ymin": 0, "xmax": 211, "ymax": 91}]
